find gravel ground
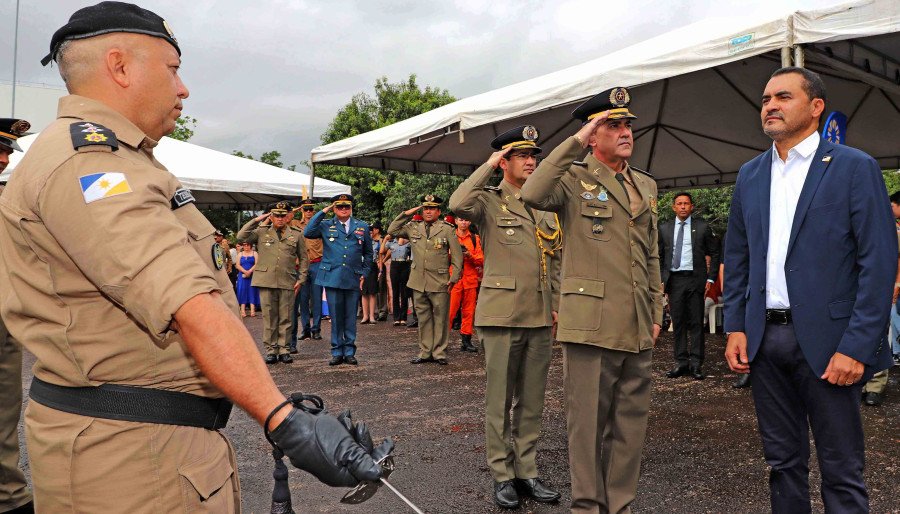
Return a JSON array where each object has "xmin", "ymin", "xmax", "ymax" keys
[{"xmin": 16, "ymin": 316, "xmax": 899, "ymax": 513}]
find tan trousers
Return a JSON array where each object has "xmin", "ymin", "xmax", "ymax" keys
[
  {"xmin": 26, "ymin": 402, "xmax": 240, "ymax": 513},
  {"xmin": 862, "ymin": 369, "xmax": 888, "ymax": 394},
  {"xmin": 260, "ymin": 287, "xmax": 294, "ymax": 356},
  {"xmin": 0, "ymin": 318, "xmax": 31, "ymax": 512},
  {"xmin": 413, "ymin": 291, "xmax": 450, "ymax": 360},
  {"xmin": 563, "ymin": 343, "xmax": 652, "ymax": 514},
  {"xmin": 480, "ymin": 326, "xmax": 552, "ymax": 482}
]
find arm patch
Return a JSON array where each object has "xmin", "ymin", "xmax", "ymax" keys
[{"xmin": 71, "ymin": 122, "xmax": 119, "ymax": 151}]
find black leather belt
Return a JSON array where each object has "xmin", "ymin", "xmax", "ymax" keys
[
  {"xmin": 29, "ymin": 377, "xmax": 232, "ymax": 430},
  {"xmin": 765, "ymin": 309, "xmax": 792, "ymax": 324},
  {"xmin": 669, "ymin": 270, "xmax": 694, "ymax": 276}
]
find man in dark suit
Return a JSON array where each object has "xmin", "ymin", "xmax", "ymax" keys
[
  {"xmin": 724, "ymin": 67, "xmax": 895, "ymax": 513},
  {"xmin": 659, "ymin": 192, "xmax": 720, "ymax": 379}
]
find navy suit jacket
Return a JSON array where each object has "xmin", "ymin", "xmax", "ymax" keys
[
  {"xmin": 303, "ymin": 210, "xmax": 373, "ymax": 290},
  {"xmin": 723, "ymin": 137, "xmax": 896, "ymax": 380}
]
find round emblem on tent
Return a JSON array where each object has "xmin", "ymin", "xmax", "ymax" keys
[
  {"xmin": 822, "ymin": 111, "xmax": 847, "ymax": 145},
  {"xmin": 212, "ymin": 243, "xmax": 225, "ymax": 270},
  {"xmin": 609, "ymin": 87, "xmax": 630, "ymax": 107},
  {"xmin": 522, "ymin": 125, "xmax": 539, "ymax": 141}
]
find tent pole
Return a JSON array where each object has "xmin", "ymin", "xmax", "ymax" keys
[
  {"xmin": 309, "ymin": 161, "xmax": 316, "ymax": 199},
  {"xmin": 781, "ymin": 47, "xmax": 793, "ymax": 67},
  {"xmin": 793, "ymin": 45, "xmax": 805, "ymax": 68}
]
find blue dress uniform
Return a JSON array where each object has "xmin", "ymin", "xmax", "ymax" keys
[{"xmin": 304, "ymin": 194, "xmax": 373, "ymax": 363}]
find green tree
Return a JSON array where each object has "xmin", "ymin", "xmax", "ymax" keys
[
  {"xmin": 170, "ymin": 115, "xmax": 197, "ymax": 142},
  {"xmin": 317, "ymin": 74, "xmax": 460, "ymax": 226},
  {"xmin": 232, "ymin": 150, "xmax": 297, "ymax": 171}
]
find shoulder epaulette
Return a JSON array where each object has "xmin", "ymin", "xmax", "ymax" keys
[
  {"xmin": 442, "ymin": 220, "xmax": 455, "ymax": 227},
  {"xmin": 70, "ymin": 122, "xmax": 118, "ymax": 151},
  {"xmin": 572, "ymin": 161, "xmax": 587, "ymax": 167},
  {"xmin": 630, "ymin": 166, "xmax": 653, "ymax": 177}
]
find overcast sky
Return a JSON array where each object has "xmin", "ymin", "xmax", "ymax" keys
[{"xmin": 0, "ymin": 0, "xmax": 842, "ymax": 171}]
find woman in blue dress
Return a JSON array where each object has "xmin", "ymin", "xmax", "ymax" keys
[{"xmin": 235, "ymin": 242, "xmax": 261, "ymax": 317}]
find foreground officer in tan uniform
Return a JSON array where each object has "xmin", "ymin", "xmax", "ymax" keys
[
  {"xmin": 0, "ymin": 119, "xmax": 33, "ymax": 514},
  {"xmin": 522, "ymin": 88, "xmax": 663, "ymax": 514},
  {"xmin": 388, "ymin": 196, "xmax": 463, "ymax": 365},
  {"xmin": 449, "ymin": 125, "xmax": 562, "ymax": 509},
  {"xmin": 237, "ymin": 201, "xmax": 308, "ymax": 364},
  {"xmin": 0, "ymin": 3, "xmax": 388, "ymax": 512}
]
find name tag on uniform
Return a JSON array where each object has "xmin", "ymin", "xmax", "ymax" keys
[{"xmin": 171, "ymin": 188, "xmax": 195, "ymax": 209}]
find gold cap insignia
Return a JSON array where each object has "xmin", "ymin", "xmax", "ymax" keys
[
  {"xmin": 425, "ymin": 194, "xmax": 435, "ymax": 202},
  {"xmin": 10, "ymin": 120, "xmax": 30, "ymax": 134},
  {"xmin": 522, "ymin": 125, "xmax": 539, "ymax": 141},
  {"xmin": 609, "ymin": 87, "xmax": 630, "ymax": 107}
]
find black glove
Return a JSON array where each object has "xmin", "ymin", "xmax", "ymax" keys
[{"xmin": 269, "ymin": 405, "xmax": 393, "ymax": 487}]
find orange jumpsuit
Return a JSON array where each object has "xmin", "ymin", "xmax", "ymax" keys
[{"xmin": 449, "ymin": 230, "xmax": 484, "ymax": 336}]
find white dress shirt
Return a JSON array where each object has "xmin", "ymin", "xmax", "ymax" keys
[
  {"xmin": 766, "ymin": 131, "xmax": 820, "ymax": 309},
  {"xmin": 671, "ymin": 216, "xmax": 694, "ymax": 272}
]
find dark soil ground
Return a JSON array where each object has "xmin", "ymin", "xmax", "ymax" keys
[{"xmin": 16, "ymin": 316, "xmax": 899, "ymax": 513}]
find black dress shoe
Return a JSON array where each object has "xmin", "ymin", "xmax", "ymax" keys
[
  {"xmin": 344, "ymin": 356, "xmax": 358, "ymax": 365},
  {"xmin": 299, "ymin": 330, "xmax": 311, "ymax": 340},
  {"xmin": 329, "ymin": 356, "xmax": 344, "ymax": 366},
  {"xmin": 410, "ymin": 357, "xmax": 430, "ymax": 364},
  {"xmin": 264, "ymin": 354, "xmax": 278, "ymax": 364},
  {"xmin": 289, "ymin": 346, "xmax": 299, "ymax": 354},
  {"xmin": 666, "ymin": 365, "xmax": 689, "ymax": 378},
  {"xmin": 493, "ymin": 480, "xmax": 520, "ymax": 509},
  {"xmin": 407, "ymin": 321, "xmax": 418, "ymax": 328},
  {"xmin": 690, "ymin": 366, "xmax": 705, "ymax": 380},
  {"xmin": 435, "ymin": 358, "xmax": 448, "ymax": 365},
  {"xmin": 515, "ymin": 477, "xmax": 561, "ymax": 503},
  {"xmin": 279, "ymin": 354, "xmax": 293, "ymax": 364},
  {"xmin": 863, "ymin": 391, "xmax": 883, "ymax": 406},
  {"xmin": 732, "ymin": 374, "xmax": 751, "ymax": 389},
  {"xmin": 311, "ymin": 331, "xmax": 322, "ymax": 340}
]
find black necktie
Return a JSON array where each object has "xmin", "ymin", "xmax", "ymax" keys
[
  {"xmin": 673, "ymin": 221, "xmax": 685, "ymax": 269},
  {"xmin": 614, "ymin": 172, "xmax": 630, "ymax": 204}
]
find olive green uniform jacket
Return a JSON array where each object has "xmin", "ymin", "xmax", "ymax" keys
[
  {"xmin": 449, "ymin": 163, "xmax": 561, "ymax": 327},
  {"xmin": 237, "ymin": 220, "xmax": 309, "ymax": 290},
  {"xmin": 521, "ymin": 136, "xmax": 663, "ymax": 351},
  {"xmin": 386, "ymin": 214, "xmax": 463, "ymax": 292}
]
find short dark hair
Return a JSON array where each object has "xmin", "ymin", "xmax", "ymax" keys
[
  {"xmin": 672, "ymin": 192, "xmax": 693, "ymax": 204},
  {"xmin": 890, "ymin": 191, "xmax": 900, "ymax": 205},
  {"xmin": 770, "ymin": 66, "xmax": 827, "ymax": 102}
]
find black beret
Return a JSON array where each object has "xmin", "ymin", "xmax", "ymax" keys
[
  {"xmin": 572, "ymin": 87, "xmax": 637, "ymax": 123},
  {"xmin": 421, "ymin": 194, "xmax": 444, "ymax": 207},
  {"xmin": 42, "ymin": 1, "xmax": 180, "ymax": 66},
  {"xmin": 490, "ymin": 125, "xmax": 542, "ymax": 155},
  {"xmin": 331, "ymin": 194, "xmax": 355, "ymax": 206},
  {"xmin": 0, "ymin": 118, "xmax": 30, "ymax": 152}
]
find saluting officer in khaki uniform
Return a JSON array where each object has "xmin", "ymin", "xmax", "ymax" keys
[
  {"xmin": 388, "ymin": 196, "xmax": 463, "ymax": 365},
  {"xmin": 215, "ymin": 229, "xmax": 233, "ymax": 275},
  {"xmin": 522, "ymin": 88, "xmax": 664, "ymax": 514},
  {"xmin": 0, "ymin": 118, "xmax": 33, "ymax": 514},
  {"xmin": 449, "ymin": 125, "xmax": 563, "ymax": 509},
  {"xmin": 0, "ymin": 4, "xmax": 386, "ymax": 511},
  {"xmin": 237, "ymin": 202, "xmax": 309, "ymax": 364}
]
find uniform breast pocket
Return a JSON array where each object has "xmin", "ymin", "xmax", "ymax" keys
[
  {"xmin": 580, "ymin": 202, "xmax": 612, "ymax": 241},
  {"xmin": 497, "ymin": 217, "xmax": 524, "ymax": 245}
]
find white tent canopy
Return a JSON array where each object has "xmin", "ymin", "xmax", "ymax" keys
[
  {"xmin": 310, "ymin": 0, "xmax": 900, "ymax": 190},
  {"xmin": 2, "ymin": 134, "xmax": 350, "ymax": 209}
]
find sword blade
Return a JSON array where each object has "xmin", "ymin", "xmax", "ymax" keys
[{"xmin": 379, "ymin": 477, "xmax": 425, "ymax": 514}]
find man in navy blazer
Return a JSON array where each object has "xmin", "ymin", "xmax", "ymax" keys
[
  {"xmin": 304, "ymin": 194, "xmax": 373, "ymax": 366},
  {"xmin": 724, "ymin": 67, "xmax": 895, "ymax": 513}
]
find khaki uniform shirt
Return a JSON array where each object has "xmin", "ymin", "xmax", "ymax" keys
[
  {"xmin": 521, "ymin": 136, "xmax": 664, "ymax": 352},
  {"xmin": 387, "ymin": 214, "xmax": 463, "ymax": 292},
  {"xmin": 0, "ymin": 95, "xmax": 237, "ymax": 395},
  {"xmin": 291, "ymin": 217, "xmax": 324, "ymax": 261},
  {"xmin": 449, "ymin": 163, "xmax": 561, "ymax": 328},
  {"xmin": 237, "ymin": 219, "xmax": 308, "ymax": 290},
  {"xmin": 219, "ymin": 240, "xmax": 233, "ymax": 273}
]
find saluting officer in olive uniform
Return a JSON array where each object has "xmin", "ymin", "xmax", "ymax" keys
[
  {"xmin": 388, "ymin": 196, "xmax": 463, "ymax": 365},
  {"xmin": 449, "ymin": 125, "xmax": 563, "ymax": 509},
  {"xmin": 0, "ymin": 4, "xmax": 386, "ymax": 511},
  {"xmin": 522, "ymin": 88, "xmax": 664, "ymax": 514},
  {"xmin": 238, "ymin": 201, "xmax": 309, "ymax": 364},
  {"xmin": 0, "ymin": 118, "xmax": 34, "ymax": 514}
]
